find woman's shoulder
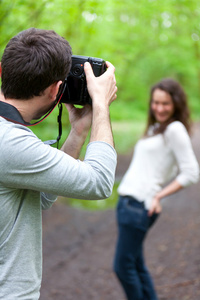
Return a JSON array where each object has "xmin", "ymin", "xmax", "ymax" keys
[
  {"xmin": 166, "ymin": 121, "xmax": 187, "ymax": 134},
  {"xmin": 165, "ymin": 121, "xmax": 189, "ymax": 141}
]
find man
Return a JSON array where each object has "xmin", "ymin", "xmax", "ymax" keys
[{"xmin": 0, "ymin": 28, "xmax": 117, "ymax": 299}]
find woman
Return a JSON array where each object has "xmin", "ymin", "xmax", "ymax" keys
[{"xmin": 113, "ymin": 78, "xmax": 199, "ymax": 300}]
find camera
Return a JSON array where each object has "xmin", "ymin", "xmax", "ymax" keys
[{"xmin": 60, "ymin": 55, "xmax": 107, "ymax": 105}]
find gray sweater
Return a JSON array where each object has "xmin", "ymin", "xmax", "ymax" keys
[{"xmin": 0, "ymin": 117, "xmax": 117, "ymax": 299}]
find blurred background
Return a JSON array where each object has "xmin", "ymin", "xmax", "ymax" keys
[{"xmin": 1, "ymin": 0, "xmax": 200, "ymax": 209}]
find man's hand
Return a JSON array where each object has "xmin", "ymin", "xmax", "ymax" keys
[
  {"xmin": 84, "ymin": 61, "xmax": 117, "ymax": 147},
  {"xmin": 65, "ymin": 103, "xmax": 92, "ymax": 138},
  {"xmin": 84, "ymin": 61, "xmax": 117, "ymax": 107},
  {"xmin": 61, "ymin": 104, "xmax": 92, "ymax": 159},
  {"xmin": 61, "ymin": 60, "xmax": 117, "ymax": 156}
]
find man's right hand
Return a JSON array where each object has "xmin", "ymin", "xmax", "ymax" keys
[
  {"xmin": 84, "ymin": 61, "xmax": 117, "ymax": 107},
  {"xmin": 84, "ymin": 61, "xmax": 117, "ymax": 147}
]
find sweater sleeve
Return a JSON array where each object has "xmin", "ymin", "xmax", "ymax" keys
[
  {"xmin": 40, "ymin": 192, "xmax": 58, "ymax": 210},
  {"xmin": 165, "ymin": 121, "xmax": 199, "ymax": 186},
  {"xmin": 0, "ymin": 125, "xmax": 117, "ymax": 201}
]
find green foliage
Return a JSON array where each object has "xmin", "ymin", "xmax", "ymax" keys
[
  {"xmin": 112, "ymin": 120, "xmax": 145, "ymax": 153},
  {"xmin": 1, "ymin": 0, "xmax": 200, "ymax": 121}
]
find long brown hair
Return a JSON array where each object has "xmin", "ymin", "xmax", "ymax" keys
[{"xmin": 144, "ymin": 78, "xmax": 191, "ymax": 135}]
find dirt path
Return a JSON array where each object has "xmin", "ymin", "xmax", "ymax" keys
[{"xmin": 40, "ymin": 123, "xmax": 200, "ymax": 300}]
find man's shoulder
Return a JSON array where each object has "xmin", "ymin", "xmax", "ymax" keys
[
  {"xmin": 0, "ymin": 117, "xmax": 39, "ymax": 148},
  {"xmin": 0, "ymin": 117, "xmax": 34, "ymax": 135}
]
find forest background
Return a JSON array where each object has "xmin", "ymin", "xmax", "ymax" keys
[{"xmin": 1, "ymin": 0, "xmax": 200, "ymax": 209}]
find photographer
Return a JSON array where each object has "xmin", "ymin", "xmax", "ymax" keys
[{"xmin": 0, "ymin": 28, "xmax": 117, "ymax": 299}]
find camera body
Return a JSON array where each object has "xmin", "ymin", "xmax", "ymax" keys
[{"xmin": 60, "ymin": 55, "xmax": 106, "ymax": 105}]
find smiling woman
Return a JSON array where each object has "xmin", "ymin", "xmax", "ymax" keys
[
  {"xmin": 151, "ymin": 89, "xmax": 174, "ymax": 124},
  {"xmin": 113, "ymin": 77, "xmax": 199, "ymax": 300},
  {"xmin": 145, "ymin": 78, "xmax": 191, "ymax": 135}
]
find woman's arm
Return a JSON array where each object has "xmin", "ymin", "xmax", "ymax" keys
[
  {"xmin": 149, "ymin": 121, "xmax": 199, "ymax": 216},
  {"xmin": 148, "ymin": 179, "xmax": 182, "ymax": 216}
]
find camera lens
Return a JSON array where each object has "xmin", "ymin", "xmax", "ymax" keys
[{"xmin": 72, "ymin": 64, "xmax": 84, "ymax": 76}]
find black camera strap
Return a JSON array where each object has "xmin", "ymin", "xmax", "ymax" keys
[{"xmin": 44, "ymin": 103, "xmax": 63, "ymax": 148}]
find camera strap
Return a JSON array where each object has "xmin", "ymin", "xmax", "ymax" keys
[{"xmin": 44, "ymin": 102, "xmax": 63, "ymax": 148}]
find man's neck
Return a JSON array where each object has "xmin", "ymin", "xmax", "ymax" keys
[
  {"xmin": 0, "ymin": 82, "xmax": 61, "ymax": 123},
  {"xmin": 0, "ymin": 98, "xmax": 36, "ymax": 122},
  {"xmin": 0, "ymin": 100, "xmax": 30, "ymax": 125},
  {"xmin": 0, "ymin": 91, "xmax": 51, "ymax": 123}
]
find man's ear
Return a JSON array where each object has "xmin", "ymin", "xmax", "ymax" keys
[
  {"xmin": 0, "ymin": 62, "xmax": 2, "ymax": 77},
  {"xmin": 50, "ymin": 81, "xmax": 63, "ymax": 100}
]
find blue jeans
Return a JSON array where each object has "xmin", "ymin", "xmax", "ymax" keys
[{"xmin": 113, "ymin": 195, "xmax": 159, "ymax": 300}]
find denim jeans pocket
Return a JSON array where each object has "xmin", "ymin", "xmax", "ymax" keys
[{"xmin": 117, "ymin": 197, "xmax": 149, "ymax": 231}]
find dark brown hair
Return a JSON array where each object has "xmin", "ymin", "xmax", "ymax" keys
[
  {"xmin": 1, "ymin": 28, "xmax": 72, "ymax": 99},
  {"xmin": 144, "ymin": 78, "xmax": 191, "ymax": 135}
]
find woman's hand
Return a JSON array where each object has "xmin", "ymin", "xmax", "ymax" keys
[
  {"xmin": 148, "ymin": 180, "xmax": 183, "ymax": 217},
  {"xmin": 148, "ymin": 194, "xmax": 162, "ymax": 216}
]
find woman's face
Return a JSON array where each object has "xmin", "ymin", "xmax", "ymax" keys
[{"xmin": 151, "ymin": 88, "xmax": 175, "ymax": 123}]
